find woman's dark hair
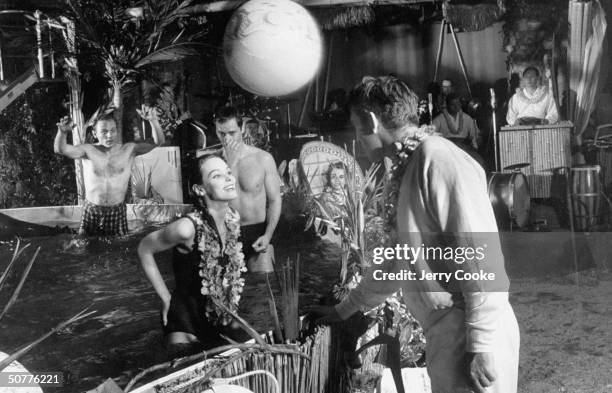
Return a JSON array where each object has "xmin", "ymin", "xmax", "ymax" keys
[
  {"xmin": 325, "ymin": 161, "xmax": 348, "ymax": 186},
  {"xmin": 522, "ymin": 66, "xmax": 540, "ymax": 78},
  {"xmin": 190, "ymin": 152, "xmax": 225, "ymax": 186},
  {"xmin": 189, "ymin": 152, "xmax": 227, "ymax": 208}
]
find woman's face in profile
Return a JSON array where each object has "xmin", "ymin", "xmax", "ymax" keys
[
  {"xmin": 200, "ymin": 157, "xmax": 237, "ymax": 201},
  {"xmin": 329, "ymin": 168, "xmax": 346, "ymax": 192}
]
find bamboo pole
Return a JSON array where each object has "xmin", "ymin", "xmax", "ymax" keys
[
  {"xmin": 0, "ymin": 36, "xmax": 4, "ymax": 81},
  {"xmin": 322, "ymin": 31, "xmax": 334, "ymax": 111},
  {"xmin": 448, "ymin": 21, "xmax": 472, "ymax": 97},
  {"xmin": 60, "ymin": 16, "xmax": 86, "ymax": 204},
  {"xmin": 314, "ymin": 71, "xmax": 320, "ymax": 113},
  {"xmin": 433, "ymin": 20, "xmax": 446, "ymax": 82},
  {"xmin": 35, "ymin": 10, "xmax": 44, "ymax": 78},
  {"xmin": 298, "ymin": 82, "xmax": 313, "ymax": 128},
  {"xmin": 48, "ymin": 27, "xmax": 55, "ymax": 79}
]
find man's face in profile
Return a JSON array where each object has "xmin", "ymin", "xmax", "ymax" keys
[{"xmin": 350, "ymin": 109, "xmax": 393, "ymax": 162}]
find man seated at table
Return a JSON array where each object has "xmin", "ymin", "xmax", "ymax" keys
[
  {"xmin": 433, "ymin": 93, "xmax": 480, "ymax": 150},
  {"xmin": 506, "ymin": 66, "xmax": 559, "ymax": 126}
]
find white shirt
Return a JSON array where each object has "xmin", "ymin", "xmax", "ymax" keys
[
  {"xmin": 336, "ymin": 136, "xmax": 511, "ymax": 353},
  {"xmin": 506, "ymin": 86, "xmax": 559, "ymax": 126},
  {"xmin": 432, "ymin": 110, "xmax": 480, "ymax": 149}
]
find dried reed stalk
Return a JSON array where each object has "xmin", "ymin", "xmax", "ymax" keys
[
  {"xmin": 125, "ymin": 343, "xmax": 309, "ymax": 391},
  {"xmin": 0, "ymin": 239, "xmax": 30, "ymax": 293},
  {"xmin": 279, "ymin": 255, "xmax": 300, "ymax": 341},
  {"xmin": 212, "ymin": 299, "xmax": 267, "ymax": 346},
  {"xmin": 265, "ymin": 273, "xmax": 284, "ymax": 343},
  {"xmin": 0, "ymin": 307, "xmax": 95, "ymax": 372},
  {"xmin": 0, "ymin": 242, "xmax": 96, "ymax": 373},
  {"xmin": 0, "ymin": 246, "xmax": 39, "ymax": 320}
]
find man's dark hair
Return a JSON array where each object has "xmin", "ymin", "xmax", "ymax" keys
[
  {"xmin": 213, "ymin": 105, "xmax": 242, "ymax": 127},
  {"xmin": 348, "ymin": 75, "xmax": 420, "ymax": 130},
  {"xmin": 522, "ymin": 66, "xmax": 540, "ymax": 78}
]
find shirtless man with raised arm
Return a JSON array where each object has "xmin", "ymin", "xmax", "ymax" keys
[
  {"xmin": 54, "ymin": 107, "xmax": 165, "ymax": 236},
  {"xmin": 213, "ymin": 106, "xmax": 281, "ymax": 263}
]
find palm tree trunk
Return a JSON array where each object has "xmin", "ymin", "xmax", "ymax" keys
[
  {"xmin": 110, "ymin": 78, "xmax": 124, "ymax": 141},
  {"xmin": 61, "ymin": 17, "xmax": 86, "ymax": 204}
]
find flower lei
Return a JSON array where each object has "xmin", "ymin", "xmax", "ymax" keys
[
  {"xmin": 516, "ymin": 85, "xmax": 548, "ymax": 105},
  {"xmin": 189, "ymin": 208, "xmax": 246, "ymax": 326},
  {"xmin": 441, "ymin": 109, "xmax": 464, "ymax": 135},
  {"xmin": 383, "ymin": 125, "xmax": 439, "ymax": 235}
]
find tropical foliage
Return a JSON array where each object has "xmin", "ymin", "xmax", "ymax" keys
[
  {"xmin": 64, "ymin": 0, "xmax": 214, "ymax": 138},
  {"xmin": 0, "ymin": 89, "xmax": 77, "ymax": 208},
  {"xmin": 311, "ymin": 162, "xmax": 384, "ymax": 298}
]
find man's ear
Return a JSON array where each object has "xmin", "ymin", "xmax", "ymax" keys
[{"xmin": 368, "ymin": 111, "xmax": 380, "ymax": 134}]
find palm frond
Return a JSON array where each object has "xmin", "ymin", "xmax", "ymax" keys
[
  {"xmin": 134, "ymin": 43, "xmax": 210, "ymax": 68},
  {"xmin": 85, "ymin": 103, "xmax": 115, "ymax": 130}
]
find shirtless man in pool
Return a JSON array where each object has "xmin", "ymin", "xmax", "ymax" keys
[
  {"xmin": 54, "ymin": 107, "xmax": 164, "ymax": 236},
  {"xmin": 213, "ymin": 106, "xmax": 281, "ymax": 263}
]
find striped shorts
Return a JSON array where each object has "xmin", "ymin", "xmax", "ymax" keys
[{"xmin": 79, "ymin": 201, "xmax": 128, "ymax": 236}]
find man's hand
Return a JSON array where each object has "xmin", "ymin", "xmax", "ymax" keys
[
  {"xmin": 467, "ymin": 352, "xmax": 496, "ymax": 393},
  {"xmin": 57, "ymin": 116, "xmax": 75, "ymax": 133},
  {"xmin": 517, "ymin": 117, "xmax": 544, "ymax": 126},
  {"xmin": 136, "ymin": 104, "xmax": 159, "ymax": 123},
  {"xmin": 309, "ymin": 305, "xmax": 343, "ymax": 325},
  {"xmin": 161, "ymin": 297, "xmax": 171, "ymax": 326},
  {"xmin": 223, "ymin": 138, "xmax": 241, "ymax": 168},
  {"xmin": 252, "ymin": 234, "xmax": 271, "ymax": 252}
]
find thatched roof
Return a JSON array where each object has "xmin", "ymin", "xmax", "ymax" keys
[
  {"xmin": 186, "ymin": 0, "xmax": 506, "ymax": 31},
  {"xmin": 445, "ymin": 1, "xmax": 505, "ymax": 32}
]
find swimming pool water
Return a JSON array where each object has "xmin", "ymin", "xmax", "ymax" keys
[{"xmin": 0, "ymin": 227, "xmax": 341, "ymax": 392}]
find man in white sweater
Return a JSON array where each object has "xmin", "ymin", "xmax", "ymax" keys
[{"xmin": 314, "ymin": 76, "xmax": 519, "ymax": 393}]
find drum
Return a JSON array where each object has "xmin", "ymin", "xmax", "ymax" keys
[
  {"xmin": 570, "ymin": 165, "xmax": 601, "ymax": 231},
  {"xmin": 488, "ymin": 172, "xmax": 531, "ymax": 228}
]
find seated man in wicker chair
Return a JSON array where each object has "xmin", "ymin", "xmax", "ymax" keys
[{"xmin": 506, "ymin": 66, "xmax": 559, "ymax": 126}]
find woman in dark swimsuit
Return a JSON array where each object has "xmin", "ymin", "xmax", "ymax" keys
[{"xmin": 138, "ymin": 153, "xmax": 247, "ymax": 356}]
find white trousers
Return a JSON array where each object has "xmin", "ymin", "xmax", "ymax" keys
[{"xmin": 424, "ymin": 303, "xmax": 520, "ymax": 393}]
